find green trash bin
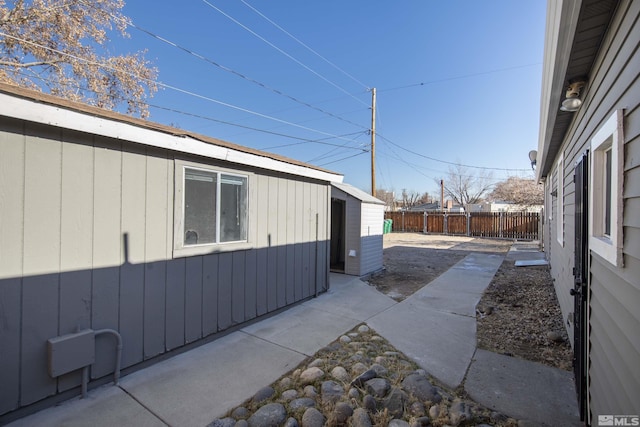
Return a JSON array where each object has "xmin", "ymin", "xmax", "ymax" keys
[{"xmin": 383, "ymin": 219, "xmax": 393, "ymax": 234}]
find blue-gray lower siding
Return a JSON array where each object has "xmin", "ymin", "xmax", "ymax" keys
[{"xmin": 0, "ymin": 241, "xmax": 329, "ymax": 417}]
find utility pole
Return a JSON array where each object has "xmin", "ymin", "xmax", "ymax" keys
[
  {"xmin": 371, "ymin": 87, "xmax": 376, "ymax": 197},
  {"xmin": 440, "ymin": 179, "xmax": 444, "ymax": 212}
]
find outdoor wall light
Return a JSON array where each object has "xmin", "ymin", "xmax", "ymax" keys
[
  {"xmin": 528, "ymin": 150, "xmax": 537, "ymax": 170},
  {"xmin": 560, "ymin": 80, "xmax": 586, "ymax": 112}
]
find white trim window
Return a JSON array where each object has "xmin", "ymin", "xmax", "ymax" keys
[
  {"xmin": 589, "ymin": 110, "xmax": 624, "ymax": 267},
  {"xmin": 174, "ymin": 162, "xmax": 251, "ymax": 256},
  {"xmin": 547, "ymin": 179, "xmax": 553, "ymax": 221},
  {"xmin": 556, "ymin": 152, "xmax": 564, "ymax": 246}
]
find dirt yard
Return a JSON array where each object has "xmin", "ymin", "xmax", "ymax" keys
[{"xmin": 368, "ymin": 233, "xmax": 573, "ymax": 371}]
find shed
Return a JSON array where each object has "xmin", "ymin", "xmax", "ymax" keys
[
  {"xmin": 330, "ymin": 182, "xmax": 385, "ymax": 277},
  {"xmin": 0, "ymin": 83, "xmax": 343, "ymax": 418},
  {"xmin": 536, "ymin": 0, "xmax": 640, "ymax": 422}
]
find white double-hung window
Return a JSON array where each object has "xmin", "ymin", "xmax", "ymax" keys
[
  {"xmin": 589, "ymin": 110, "xmax": 624, "ymax": 267},
  {"xmin": 175, "ymin": 162, "xmax": 249, "ymax": 256}
]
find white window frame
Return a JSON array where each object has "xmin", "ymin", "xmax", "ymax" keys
[
  {"xmin": 547, "ymin": 179, "xmax": 553, "ymax": 221},
  {"xmin": 556, "ymin": 152, "xmax": 564, "ymax": 246},
  {"xmin": 173, "ymin": 160, "xmax": 255, "ymax": 257},
  {"xmin": 589, "ymin": 110, "xmax": 624, "ymax": 267}
]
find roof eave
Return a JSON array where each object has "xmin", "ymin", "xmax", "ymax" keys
[
  {"xmin": 331, "ymin": 182, "xmax": 385, "ymax": 205},
  {"xmin": 0, "ymin": 83, "xmax": 344, "ymax": 183},
  {"xmin": 536, "ymin": 0, "xmax": 583, "ymax": 181}
]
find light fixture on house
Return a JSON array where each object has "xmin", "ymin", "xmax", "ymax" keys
[
  {"xmin": 528, "ymin": 150, "xmax": 537, "ymax": 170},
  {"xmin": 560, "ymin": 80, "xmax": 586, "ymax": 112}
]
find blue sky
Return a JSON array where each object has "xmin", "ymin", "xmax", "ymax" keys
[{"xmin": 117, "ymin": 0, "xmax": 546, "ymax": 197}]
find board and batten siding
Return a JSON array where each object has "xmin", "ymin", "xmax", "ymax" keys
[
  {"xmin": 545, "ymin": 0, "xmax": 640, "ymax": 417},
  {"xmin": 0, "ymin": 117, "xmax": 330, "ymax": 415},
  {"xmin": 331, "ymin": 184, "xmax": 384, "ymax": 277},
  {"xmin": 343, "ymin": 195, "xmax": 362, "ymax": 276},
  {"xmin": 547, "ymin": 153, "xmax": 575, "ymax": 343},
  {"xmin": 359, "ymin": 203, "xmax": 384, "ymax": 277}
]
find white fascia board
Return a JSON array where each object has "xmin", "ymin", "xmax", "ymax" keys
[
  {"xmin": 536, "ymin": 0, "xmax": 582, "ymax": 181},
  {"xmin": 332, "ymin": 181, "xmax": 384, "ymax": 205},
  {"xmin": 0, "ymin": 93, "xmax": 343, "ymax": 183}
]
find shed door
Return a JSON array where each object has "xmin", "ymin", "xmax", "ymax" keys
[
  {"xmin": 573, "ymin": 152, "xmax": 589, "ymax": 421},
  {"xmin": 330, "ymin": 198, "xmax": 346, "ymax": 272}
]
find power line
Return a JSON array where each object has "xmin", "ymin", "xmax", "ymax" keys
[
  {"xmin": 312, "ymin": 148, "xmax": 367, "ymax": 165},
  {"xmin": 120, "ymin": 19, "xmax": 369, "ymax": 131},
  {"xmin": 226, "ymin": 105, "xmax": 369, "ymax": 140},
  {"xmin": 7, "ymin": 66, "xmax": 370, "ymax": 151},
  {"xmin": 239, "ymin": 0, "xmax": 369, "ymax": 90},
  {"xmin": 377, "ymin": 133, "xmax": 531, "ymax": 172},
  {"xmin": 75, "ymin": 0, "xmax": 369, "ymax": 130},
  {"xmin": 148, "ymin": 104, "xmax": 368, "ymax": 150},
  {"xmin": 317, "ymin": 151, "xmax": 368, "ymax": 167},
  {"xmin": 377, "ymin": 62, "xmax": 542, "ymax": 93},
  {"xmin": 306, "ymin": 131, "xmax": 369, "ymax": 163},
  {"xmin": 373, "ymin": 102, "xmax": 525, "ymax": 191},
  {"xmin": 0, "ymin": 31, "xmax": 362, "ymax": 144},
  {"xmin": 85, "ymin": 5, "xmax": 371, "ymax": 125},
  {"xmin": 377, "ymin": 144, "xmax": 434, "ymax": 182},
  {"xmin": 376, "ymin": 143, "xmax": 516, "ymax": 186},
  {"xmin": 199, "ymin": 0, "xmax": 370, "ymax": 108},
  {"xmin": 258, "ymin": 131, "xmax": 368, "ymax": 151}
]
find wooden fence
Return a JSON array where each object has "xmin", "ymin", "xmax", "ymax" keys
[{"xmin": 384, "ymin": 211, "xmax": 540, "ymax": 240}]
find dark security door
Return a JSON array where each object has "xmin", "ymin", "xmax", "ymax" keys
[{"xmin": 573, "ymin": 152, "xmax": 589, "ymax": 421}]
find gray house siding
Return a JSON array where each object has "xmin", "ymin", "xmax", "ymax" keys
[
  {"xmin": 359, "ymin": 203, "xmax": 384, "ymax": 277},
  {"xmin": 0, "ymin": 115, "xmax": 331, "ymax": 416},
  {"xmin": 343, "ymin": 194, "xmax": 362, "ymax": 276},
  {"xmin": 548, "ymin": 157, "xmax": 575, "ymax": 342},
  {"xmin": 542, "ymin": 0, "xmax": 640, "ymax": 418},
  {"xmin": 330, "ymin": 184, "xmax": 384, "ymax": 277}
]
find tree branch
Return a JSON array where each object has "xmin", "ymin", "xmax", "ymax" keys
[{"xmin": 0, "ymin": 59, "xmax": 62, "ymax": 67}]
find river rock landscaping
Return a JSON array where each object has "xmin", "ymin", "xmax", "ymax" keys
[{"xmin": 208, "ymin": 324, "xmax": 520, "ymax": 427}]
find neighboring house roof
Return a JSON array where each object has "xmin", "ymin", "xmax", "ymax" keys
[
  {"xmin": 536, "ymin": 0, "xmax": 618, "ymax": 179},
  {"xmin": 406, "ymin": 202, "xmax": 440, "ymax": 211},
  {"xmin": 331, "ymin": 182, "xmax": 385, "ymax": 205},
  {"xmin": 0, "ymin": 83, "xmax": 343, "ymax": 183},
  {"xmin": 405, "ymin": 202, "xmax": 466, "ymax": 212}
]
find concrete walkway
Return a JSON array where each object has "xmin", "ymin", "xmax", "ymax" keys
[
  {"xmin": 5, "ymin": 275, "xmax": 396, "ymax": 427},
  {"xmin": 369, "ymin": 252, "xmax": 504, "ymax": 389},
  {"xmin": 6, "ymin": 244, "xmax": 581, "ymax": 427},
  {"xmin": 460, "ymin": 242, "xmax": 581, "ymax": 426}
]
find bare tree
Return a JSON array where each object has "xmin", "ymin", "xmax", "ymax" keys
[
  {"xmin": 0, "ymin": 0, "xmax": 158, "ymax": 117},
  {"xmin": 375, "ymin": 188, "xmax": 397, "ymax": 211},
  {"xmin": 401, "ymin": 190, "xmax": 433, "ymax": 208},
  {"xmin": 437, "ymin": 164, "xmax": 493, "ymax": 206},
  {"xmin": 417, "ymin": 192, "xmax": 433, "ymax": 204},
  {"xmin": 489, "ymin": 176, "xmax": 543, "ymax": 207}
]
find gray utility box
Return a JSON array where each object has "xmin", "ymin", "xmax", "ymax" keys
[{"xmin": 47, "ymin": 330, "xmax": 96, "ymax": 378}]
